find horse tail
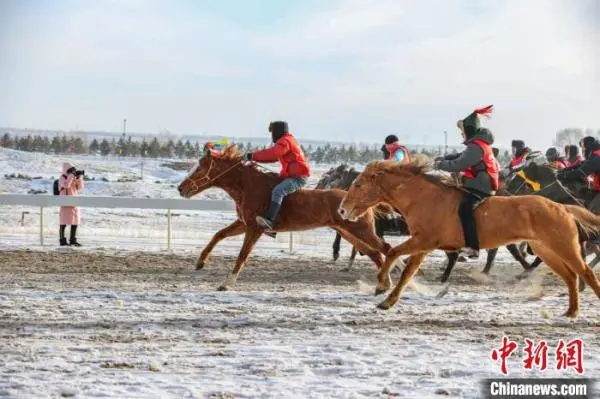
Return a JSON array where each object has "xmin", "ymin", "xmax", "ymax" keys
[{"xmin": 564, "ymin": 204, "xmax": 600, "ymax": 242}]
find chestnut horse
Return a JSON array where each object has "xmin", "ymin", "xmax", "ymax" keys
[
  {"xmin": 177, "ymin": 144, "xmax": 389, "ymax": 290},
  {"xmin": 338, "ymin": 157, "xmax": 600, "ymax": 318}
]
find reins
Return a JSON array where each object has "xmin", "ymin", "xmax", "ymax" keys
[
  {"xmin": 188, "ymin": 158, "xmax": 243, "ymax": 192},
  {"xmin": 187, "ymin": 158, "xmax": 278, "ymax": 192}
]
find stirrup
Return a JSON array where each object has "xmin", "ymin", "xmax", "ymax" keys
[{"xmin": 256, "ymin": 216, "xmax": 274, "ymax": 230}]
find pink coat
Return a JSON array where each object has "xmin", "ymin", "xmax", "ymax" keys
[{"xmin": 59, "ymin": 162, "xmax": 84, "ymax": 225}]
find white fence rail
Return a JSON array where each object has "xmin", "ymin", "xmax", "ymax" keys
[{"xmin": 0, "ymin": 194, "xmax": 294, "ymax": 251}]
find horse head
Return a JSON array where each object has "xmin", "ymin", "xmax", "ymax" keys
[
  {"xmin": 178, "ymin": 144, "xmax": 243, "ymax": 198},
  {"xmin": 316, "ymin": 164, "xmax": 350, "ymax": 189},
  {"xmin": 338, "ymin": 158, "xmax": 430, "ymax": 221}
]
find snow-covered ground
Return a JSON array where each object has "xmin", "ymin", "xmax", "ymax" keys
[
  {"xmin": 1, "ymin": 148, "xmax": 599, "ymax": 398},
  {"xmin": 1, "ymin": 250, "xmax": 599, "ymax": 399}
]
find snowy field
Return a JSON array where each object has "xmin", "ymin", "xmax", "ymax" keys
[
  {"xmin": 1, "ymin": 148, "xmax": 600, "ymax": 398},
  {"xmin": 1, "ymin": 250, "xmax": 599, "ymax": 398}
]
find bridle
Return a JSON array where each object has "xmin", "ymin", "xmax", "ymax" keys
[{"xmin": 186, "ymin": 158, "xmax": 242, "ymax": 193}]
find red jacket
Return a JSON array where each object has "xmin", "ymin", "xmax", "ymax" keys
[
  {"xmin": 509, "ymin": 153, "xmax": 528, "ymax": 168},
  {"xmin": 566, "ymin": 156, "xmax": 583, "ymax": 168},
  {"xmin": 463, "ymin": 139, "xmax": 499, "ymax": 190},
  {"xmin": 251, "ymin": 133, "xmax": 310, "ymax": 178},
  {"xmin": 591, "ymin": 149, "xmax": 600, "ymax": 191},
  {"xmin": 551, "ymin": 159, "xmax": 567, "ymax": 169}
]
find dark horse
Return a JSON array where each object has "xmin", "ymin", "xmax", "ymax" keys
[
  {"xmin": 317, "ymin": 164, "xmax": 533, "ymax": 281},
  {"xmin": 177, "ymin": 145, "xmax": 390, "ymax": 290},
  {"xmin": 506, "ymin": 161, "xmax": 600, "ymax": 272}
]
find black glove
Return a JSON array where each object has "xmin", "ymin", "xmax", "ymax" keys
[{"xmin": 243, "ymin": 153, "xmax": 252, "ymax": 162}]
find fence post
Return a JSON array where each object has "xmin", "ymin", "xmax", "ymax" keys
[
  {"xmin": 288, "ymin": 232, "xmax": 293, "ymax": 253},
  {"xmin": 39, "ymin": 206, "xmax": 44, "ymax": 246},
  {"xmin": 167, "ymin": 208, "xmax": 172, "ymax": 250}
]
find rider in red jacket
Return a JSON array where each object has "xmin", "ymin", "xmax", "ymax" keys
[{"xmin": 244, "ymin": 121, "xmax": 310, "ymax": 230}]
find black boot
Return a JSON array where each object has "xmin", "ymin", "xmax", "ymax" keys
[
  {"xmin": 256, "ymin": 202, "xmax": 281, "ymax": 231},
  {"xmin": 458, "ymin": 194, "xmax": 480, "ymax": 259},
  {"xmin": 69, "ymin": 225, "xmax": 81, "ymax": 247},
  {"xmin": 59, "ymin": 225, "xmax": 69, "ymax": 246}
]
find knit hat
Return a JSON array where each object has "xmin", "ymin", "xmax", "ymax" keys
[
  {"xmin": 458, "ymin": 105, "xmax": 493, "ymax": 139},
  {"xmin": 384, "ymin": 135, "xmax": 399, "ymax": 145}
]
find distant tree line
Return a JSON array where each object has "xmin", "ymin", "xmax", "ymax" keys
[
  {"xmin": 6, "ymin": 129, "xmax": 595, "ymax": 165},
  {"xmin": 0, "ymin": 132, "xmax": 452, "ymax": 164}
]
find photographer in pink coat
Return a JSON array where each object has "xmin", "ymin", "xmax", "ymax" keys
[{"xmin": 58, "ymin": 162, "xmax": 85, "ymax": 246}]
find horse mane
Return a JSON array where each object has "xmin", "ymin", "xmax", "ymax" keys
[
  {"xmin": 217, "ymin": 144, "xmax": 279, "ymax": 178},
  {"xmin": 371, "ymin": 155, "xmax": 460, "ymax": 190}
]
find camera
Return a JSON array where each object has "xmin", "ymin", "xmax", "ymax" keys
[{"xmin": 74, "ymin": 170, "xmax": 85, "ymax": 177}]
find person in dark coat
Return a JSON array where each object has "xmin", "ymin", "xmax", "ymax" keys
[{"xmin": 434, "ymin": 105, "xmax": 499, "ymax": 258}]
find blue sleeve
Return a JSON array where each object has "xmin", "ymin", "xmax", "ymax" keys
[{"xmin": 394, "ymin": 150, "xmax": 404, "ymax": 162}]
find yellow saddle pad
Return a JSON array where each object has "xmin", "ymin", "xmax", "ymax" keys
[{"xmin": 516, "ymin": 170, "xmax": 541, "ymax": 192}]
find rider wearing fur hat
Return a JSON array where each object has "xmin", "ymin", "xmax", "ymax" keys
[
  {"xmin": 559, "ymin": 136, "xmax": 600, "ymax": 213},
  {"xmin": 434, "ymin": 105, "xmax": 499, "ymax": 259},
  {"xmin": 244, "ymin": 121, "xmax": 310, "ymax": 230}
]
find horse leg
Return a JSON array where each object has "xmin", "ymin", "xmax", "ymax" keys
[
  {"xmin": 440, "ymin": 252, "xmax": 458, "ymax": 282},
  {"xmin": 482, "ymin": 248, "xmax": 499, "ymax": 274},
  {"xmin": 196, "ymin": 219, "xmax": 246, "ymax": 270},
  {"xmin": 334, "ymin": 228, "xmax": 384, "ymax": 270},
  {"xmin": 337, "ymin": 217, "xmax": 389, "ymax": 255},
  {"xmin": 375, "ymin": 236, "xmax": 432, "ymax": 294},
  {"xmin": 217, "ymin": 227, "xmax": 263, "ymax": 291},
  {"xmin": 505, "ymin": 244, "xmax": 532, "ymax": 271},
  {"xmin": 518, "ymin": 242, "xmax": 528, "ymax": 258},
  {"xmin": 529, "ymin": 242, "xmax": 580, "ymax": 318},
  {"xmin": 344, "ymin": 246, "xmax": 358, "ymax": 272},
  {"xmin": 332, "ymin": 233, "xmax": 342, "ymax": 262},
  {"xmin": 580, "ymin": 263, "xmax": 600, "ymax": 300},
  {"xmin": 588, "ymin": 245, "xmax": 600, "ymax": 268},
  {"xmin": 377, "ymin": 252, "xmax": 429, "ymax": 310}
]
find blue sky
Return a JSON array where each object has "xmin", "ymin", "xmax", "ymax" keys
[{"xmin": 0, "ymin": 0, "xmax": 598, "ymax": 148}]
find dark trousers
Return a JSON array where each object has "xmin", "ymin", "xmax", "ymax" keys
[{"xmin": 458, "ymin": 189, "xmax": 489, "ymax": 250}]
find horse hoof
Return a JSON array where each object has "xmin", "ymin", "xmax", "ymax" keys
[
  {"xmin": 333, "ymin": 253, "xmax": 339, "ymax": 262},
  {"xmin": 196, "ymin": 260, "xmax": 205, "ymax": 270},
  {"xmin": 562, "ymin": 310, "xmax": 579, "ymax": 319},
  {"xmin": 374, "ymin": 287, "xmax": 388, "ymax": 296},
  {"xmin": 457, "ymin": 256, "xmax": 467, "ymax": 263},
  {"xmin": 515, "ymin": 272, "xmax": 531, "ymax": 281},
  {"xmin": 217, "ymin": 285, "xmax": 229, "ymax": 291},
  {"xmin": 376, "ymin": 300, "xmax": 392, "ymax": 310}
]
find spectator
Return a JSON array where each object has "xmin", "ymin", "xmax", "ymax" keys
[{"xmin": 59, "ymin": 162, "xmax": 84, "ymax": 246}]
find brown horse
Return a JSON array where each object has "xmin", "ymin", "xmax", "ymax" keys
[
  {"xmin": 338, "ymin": 157, "xmax": 600, "ymax": 318},
  {"xmin": 177, "ymin": 144, "xmax": 390, "ymax": 290}
]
